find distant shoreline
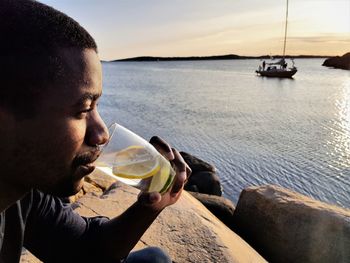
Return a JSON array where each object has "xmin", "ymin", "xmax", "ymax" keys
[{"xmin": 107, "ymin": 54, "xmax": 329, "ymax": 62}]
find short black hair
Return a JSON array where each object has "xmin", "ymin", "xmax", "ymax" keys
[{"xmin": 0, "ymin": 0, "xmax": 98, "ymax": 118}]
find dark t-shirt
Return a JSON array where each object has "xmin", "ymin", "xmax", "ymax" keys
[{"xmin": 0, "ymin": 190, "xmax": 109, "ymax": 263}]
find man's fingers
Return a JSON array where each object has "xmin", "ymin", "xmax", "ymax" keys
[
  {"xmin": 173, "ymin": 150, "xmax": 192, "ymax": 182},
  {"xmin": 149, "ymin": 136, "xmax": 174, "ymax": 160},
  {"xmin": 184, "ymin": 163, "xmax": 192, "ymax": 184},
  {"xmin": 170, "ymin": 148, "xmax": 187, "ymax": 196},
  {"xmin": 185, "ymin": 163, "xmax": 192, "ymax": 184}
]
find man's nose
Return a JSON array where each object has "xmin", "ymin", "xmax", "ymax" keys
[{"xmin": 86, "ymin": 114, "xmax": 109, "ymax": 147}]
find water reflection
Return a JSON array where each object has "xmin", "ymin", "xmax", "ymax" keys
[{"xmin": 329, "ymin": 78, "xmax": 350, "ymax": 173}]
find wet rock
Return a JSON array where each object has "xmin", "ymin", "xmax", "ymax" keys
[
  {"xmin": 181, "ymin": 152, "xmax": 223, "ymax": 196},
  {"xmin": 180, "ymin": 151, "xmax": 216, "ymax": 174},
  {"xmin": 188, "ymin": 191, "xmax": 235, "ymax": 230},
  {"xmin": 185, "ymin": 171, "xmax": 223, "ymax": 196}
]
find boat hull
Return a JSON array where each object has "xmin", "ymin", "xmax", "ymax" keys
[{"xmin": 256, "ymin": 68, "xmax": 297, "ymax": 78}]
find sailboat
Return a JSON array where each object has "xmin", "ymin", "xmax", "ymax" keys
[{"xmin": 256, "ymin": 0, "xmax": 297, "ymax": 78}]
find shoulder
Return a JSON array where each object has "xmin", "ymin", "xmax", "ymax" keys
[{"xmin": 23, "ymin": 189, "xmax": 77, "ymax": 225}]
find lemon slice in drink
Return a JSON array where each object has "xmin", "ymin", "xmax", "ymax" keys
[
  {"xmin": 148, "ymin": 156, "xmax": 175, "ymax": 193},
  {"xmin": 112, "ymin": 146, "xmax": 160, "ymax": 179}
]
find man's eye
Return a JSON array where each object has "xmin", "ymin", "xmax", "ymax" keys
[
  {"xmin": 77, "ymin": 108, "xmax": 93, "ymax": 118},
  {"xmin": 82, "ymin": 108, "xmax": 93, "ymax": 113}
]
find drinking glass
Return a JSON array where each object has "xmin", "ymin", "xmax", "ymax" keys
[{"xmin": 95, "ymin": 123, "xmax": 176, "ymax": 194}]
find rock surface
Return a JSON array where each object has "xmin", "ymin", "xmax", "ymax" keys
[
  {"xmin": 188, "ymin": 191, "xmax": 235, "ymax": 230},
  {"xmin": 232, "ymin": 185, "xmax": 350, "ymax": 263},
  {"xmin": 181, "ymin": 152, "xmax": 223, "ymax": 196},
  {"xmin": 21, "ymin": 168, "xmax": 266, "ymax": 263},
  {"xmin": 180, "ymin": 151, "xmax": 216, "ymax": 174},
  {"xmin": 322, "ymin": 52, "xmax": 350, "ymax": 70}
]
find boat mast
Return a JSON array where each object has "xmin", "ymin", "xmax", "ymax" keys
[{"xmin": 282, "ymin": 0, "xmax": 289, "ymax": 58}]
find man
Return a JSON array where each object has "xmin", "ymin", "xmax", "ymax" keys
[{"xmin": 0, "ymin": 0, "xmax": 190, "ymax": 262}]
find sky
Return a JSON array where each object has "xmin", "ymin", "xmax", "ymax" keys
[{"xmin": 41, "ymin": 0, "xmax": 350, "ymax": 61}]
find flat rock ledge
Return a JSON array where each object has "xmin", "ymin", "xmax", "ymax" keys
[{"xmin": 21, "ymin": 168, "xmax": 266, "ymax": 263}]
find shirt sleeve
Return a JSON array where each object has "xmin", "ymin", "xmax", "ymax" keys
[{"xmin": 24, "ymin": 190, "xmax": 110, "ymax": 263}]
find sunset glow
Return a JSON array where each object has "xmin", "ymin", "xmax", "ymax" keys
[{"xmin": 41, "ymin": 0, "xmax": 349, "ymax": 60}]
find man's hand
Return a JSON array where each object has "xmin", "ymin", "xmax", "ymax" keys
[
  {"xmin": 137, "ymin": 136, "xmax": 191, "ymax": 212},
  {"xmin": 97, "ymin": 136, "xmax": 191, "ymax": 260}
]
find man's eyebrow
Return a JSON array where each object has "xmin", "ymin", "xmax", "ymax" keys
[{"xmin": 73, "ymin": 93, "xmax": 101, "ymax": 107}]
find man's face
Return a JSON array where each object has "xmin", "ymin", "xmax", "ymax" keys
[{"xmin": 2, "ymin": 48, "xmax": 109, "ymax": 197}]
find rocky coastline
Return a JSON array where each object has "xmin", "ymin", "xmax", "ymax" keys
[
  {"xmin": 322, "ymin": 52, "xmax": 350, "ymax": 70},
  {"xmin": 21, "ymin": 152, "xmax": 350, "ymax": 263},
  {"xmin": 111, "ymin": 54, "xmax": 327, "ymax": 62}
]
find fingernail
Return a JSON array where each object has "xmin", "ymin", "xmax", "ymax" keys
[
  {"xmin": 167, "ymin": 153, "xmax": 174, "ymax": 160},
  {"xmin": 180, "ymin": 171, "xmax": 186, "ymax": 182},
  {"xmin": 165, "ymin": 147, "xmax": 171, "ymax": 153}
]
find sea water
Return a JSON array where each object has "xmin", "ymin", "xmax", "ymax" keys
[{"xmin": 99, "ymin": 59, "xmax": 350, "ymax": 209}]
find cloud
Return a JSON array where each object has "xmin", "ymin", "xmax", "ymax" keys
[{"xmin": 287, "ymin": 34, "xmax": 350, "ymax": 43}]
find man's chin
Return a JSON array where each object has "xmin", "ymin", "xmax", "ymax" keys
[
  {"xmin": 43, "ymin": 178, "xmax": 84, "ymax": 198},
  {"xmin": 39, "ymin": 164, "xmax": 95, "ymax": 197}
]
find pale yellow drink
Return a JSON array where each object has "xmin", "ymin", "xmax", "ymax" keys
[{"xmin": 97, "ymin": 145, "xmax": 175, "ymax": 193}]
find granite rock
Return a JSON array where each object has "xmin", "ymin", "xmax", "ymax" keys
[
  {"xmin": 188, "ymin": 191, "xmax": 235, "ymax": 230},
  {"xmin": 72, "ymin": 180, "xmax": 265, "ymax": 263},
  {"xmin": 232, "ymin": 185, "xmax": 350, "ymax": 263},
  {"xmin": 181, "ymin": 152, "xmax": 223, "ymax": 196}
]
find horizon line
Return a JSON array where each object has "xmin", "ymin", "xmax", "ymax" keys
[{"xmin": 103, "ymin": 53, "xmax": 336, "ymax": 62}]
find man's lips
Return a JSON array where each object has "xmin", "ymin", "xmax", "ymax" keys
[
  {"xmin": 73, "ymin": 150, "xmax": 101, "ymax": 178},
  {"xmin": 79, "ymin": 163, "xmax": 96, "ymax": 173},
  {"xmin": 74, "ymin": 164, "xmax": 96, "ymax": 179},
  {"xmin": 74, "ymin": 150, "xmax": 100, "ymax": 166}
]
